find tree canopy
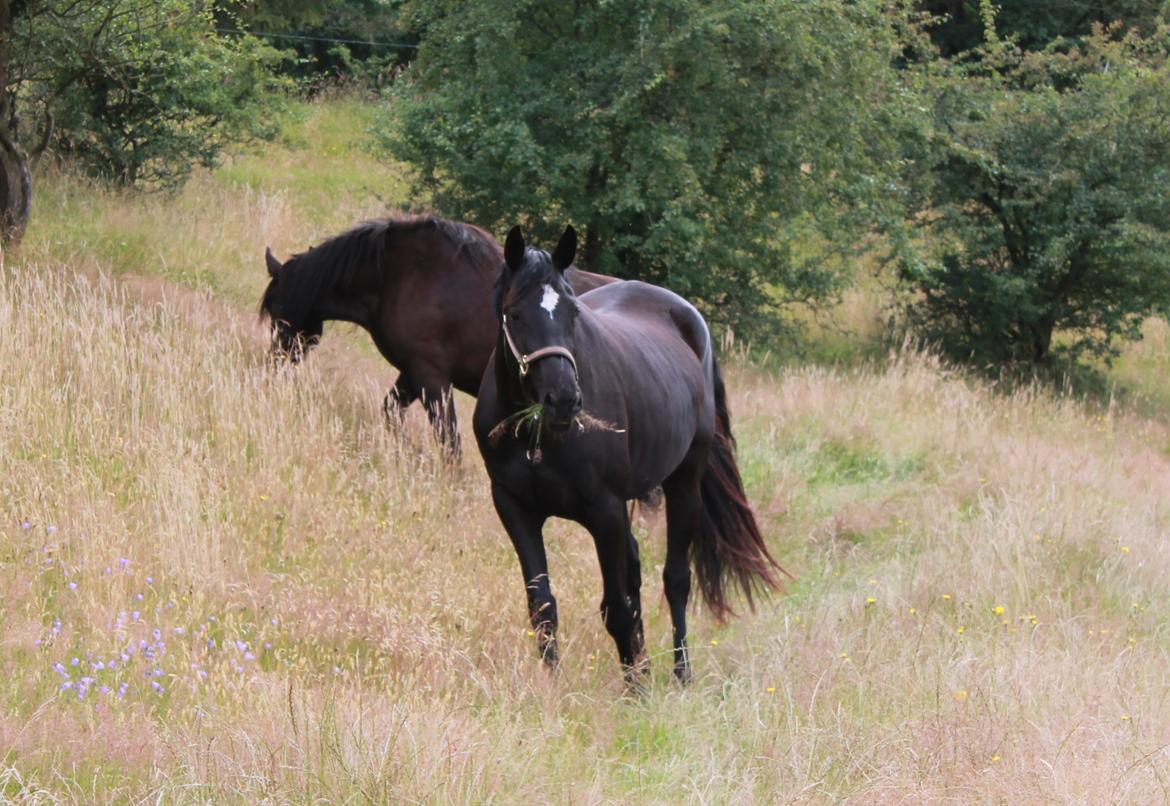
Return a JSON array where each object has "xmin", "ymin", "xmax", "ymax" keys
[
  {"xmin": 384, "ymin": 0, "xmax": 913, "ymax": 334},
  {"xmin": 895, "ymin": 19, "xmax": 1170, "ymax": 366}
]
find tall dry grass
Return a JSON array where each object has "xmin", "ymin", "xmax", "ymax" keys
[{"xmin": 2, "ymin": 97, "xmax": 1170, "ymax": 802}]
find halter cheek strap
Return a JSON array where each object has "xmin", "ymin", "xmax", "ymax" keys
[{"xmin": 501, "ymin": 315, "xmax": 578, "ymax": 379}]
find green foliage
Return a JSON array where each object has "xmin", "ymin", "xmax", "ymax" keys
[
  {"xmin": 920, "ymin": 0, "xmax": 1167, "ymax": 55},
  {"xmin": 224, "ymin": 0, "xmax": 417, "ymax": 89},
  {"xmin": 896, "ymin": 21, "xmax": 1170, "ymax": 366},
  {"xmin": 30, "ymin": 1, "xmax": 289, "ymax": 189},
  {"xmin": 381, "ymin": 0, "xmax": 912, "ymax": 335}
]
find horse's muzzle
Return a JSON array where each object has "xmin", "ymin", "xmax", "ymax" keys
[{"xmin": 544, "ymin": 392, "xmax": 582, "ymax": 432}]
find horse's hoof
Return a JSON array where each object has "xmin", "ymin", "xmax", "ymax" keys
[
  {"xmin": 537, "ymin": 640, "xmax": 559, "ymax": 669},
  {"xmin": 621, "ymin": 654, "xmax": 650, "ymax": 695},
  {"xmin": 673, "ymin": 663, "xmax": 693, "ymax": 685}
]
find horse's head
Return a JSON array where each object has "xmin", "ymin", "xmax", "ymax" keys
[
  {"xmin": 495, "ymin": 225, "xmax": 583, "ymax": 431},
  {"xmin": 259, "ymin": 248, "xmax": 323, "ymax": 364}
]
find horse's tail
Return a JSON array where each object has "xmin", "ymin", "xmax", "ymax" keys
[{"xmin": 691, "ymin": 354, "xmax": 788, "ymax": 620}]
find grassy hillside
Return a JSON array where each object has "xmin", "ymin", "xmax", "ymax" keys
[{"xmin": 3, "ymin": 97, "xmax": 1170, "ymax": 802}]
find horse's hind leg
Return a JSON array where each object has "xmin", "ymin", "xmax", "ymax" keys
[
  {"xmin": 491, "ymin": 483, "xmax": 559, "ymax": 666},
  {"xmin": 420, "ymin": 383, "xmax": 460, "ymax": 455},
  {"xmin": 584, "ymin": 499, "xmax": 647, "ymax": 685},
  {"xmin": 662, "ymin": 456, "xmax": 706, "ymax": 684}
]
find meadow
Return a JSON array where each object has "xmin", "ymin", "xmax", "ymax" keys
[{"xmin": 3, "ymin": 96, "xmax": 1170, "ymax": 803}]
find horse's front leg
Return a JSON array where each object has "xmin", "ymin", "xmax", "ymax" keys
[
  {"xmin": 585, "ymin": 499, "xmax": 647, "ymax": 686},
  {"xmin": 491, "ymin": 483, "xmax": 558, "ymax": 666}
]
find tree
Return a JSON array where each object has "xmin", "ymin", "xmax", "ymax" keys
[
  {"xmin": 895, "ymin": 19, "xmax": 1170, "ymax": 366},
  {"xmin": 383, "ymin": 0, "xmax": 912, "ymax": 334},
  {"xmin": 0, "ymin": 0, "xmax": 52, "ymax": 244},
  {"xmin": 0, "ymin": 1, "xmax": 284, "ymax": 244},
  {"xmin": 39, "ymin": 1, "xmax": 286, "ymax": 189}
]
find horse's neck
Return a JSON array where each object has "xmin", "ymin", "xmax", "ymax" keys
[{"xmin": 310, "ymin": 257, "xmax": 381, "ymax": 327}]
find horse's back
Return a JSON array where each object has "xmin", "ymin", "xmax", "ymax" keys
[{"xmin": 579, "ymin": 280, "xmax": 711, "ymax": 364}]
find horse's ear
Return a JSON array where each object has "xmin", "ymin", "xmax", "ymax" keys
[
  {"xmin": 504, "ymin": 226, "xmax": 526, "ymax": 271},
  {"xmin": 265, "ymin": 247, "xmax": 283, "ymax": 278},
  {"xmin": 551, "ymin": 225, "xmax": 577, "ymax": 272}
]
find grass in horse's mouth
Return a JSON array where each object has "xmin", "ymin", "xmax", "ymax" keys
[{"xmin": 488, "ymin": 405, "xmax": 624, "ymax": 456}]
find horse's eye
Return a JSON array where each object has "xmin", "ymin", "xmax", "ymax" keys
[{"xmin": 508, "ymin": 310, "xmax": 523, "ymax": 323}]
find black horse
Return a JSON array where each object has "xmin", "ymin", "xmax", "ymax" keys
[
  {"xmin": 260, "ymin": 214, "xmax": 613, "ymax": 451},
  {"xmin": 473, "ymin": 226, "xmax": 785, "ymax": 684}
]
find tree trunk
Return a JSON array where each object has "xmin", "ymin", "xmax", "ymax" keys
[
  {"xmin": 0, "ymin": 118, "xmax": 32, "ymax": 246},
  {"xmin": 0, "ymin": 0, "xmax": 30, "ymax": 247}
]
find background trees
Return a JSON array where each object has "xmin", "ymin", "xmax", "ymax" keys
[
  {"xmin": 43, "ymin": 1, "xmax": 287, "ymax": 189},
  {"xmin": 2, "ymin": 0, "xmax": 1166, "ymax": 372},
  {"xmin": 894, "ymin": 15, "xmax": 1170, "ymax": 366},
  {"xmin": 383, "ymin": 0, "xmax": 912, "ymax": 333},
  {"xmin": 0, "ymin": 0, "xmax": 284, "ymax": 243}
]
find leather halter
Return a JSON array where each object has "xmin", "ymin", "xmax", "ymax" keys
[{"xmin": 501, "ymin": 315, "xmax": 578, "ymax": 379}]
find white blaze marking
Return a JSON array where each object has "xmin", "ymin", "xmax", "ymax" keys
[{"xmin": 540, "ymin": 284, "xmax": 560, "ymax": 319}]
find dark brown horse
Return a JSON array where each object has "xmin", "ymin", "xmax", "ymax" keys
[
  {"xmin": 259, "ymin": 214, "xmax": 613, "ymax": 450},
  {"xmin": 473, "ymin": 226, "xmax": 786, "ymax": 685}
]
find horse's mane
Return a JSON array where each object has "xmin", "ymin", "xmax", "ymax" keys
[{"xmin": 260, "ymin": 213, "xmax": 500, "ymax": 323}]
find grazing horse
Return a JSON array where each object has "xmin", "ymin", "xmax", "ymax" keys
[
  {"xmin": 259, "ymin": 214, "xmax": 613, "ymax": 450},
  {"xmin": 473, "ymin": 226, "xmax": 785, "ymax": 684}
]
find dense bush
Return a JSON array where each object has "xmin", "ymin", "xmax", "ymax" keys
[
  {"xmin": 40, "ymin": 1, "xmax": 288, "ymax": 189},
  {"xmin": 895, "ymin": 20, "xmax": 1170, "ymax": 366}
]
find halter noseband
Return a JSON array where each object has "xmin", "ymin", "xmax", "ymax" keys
[{"xmin": 501, "ymin": 315, "xmax": 578, "ymax": 379}]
